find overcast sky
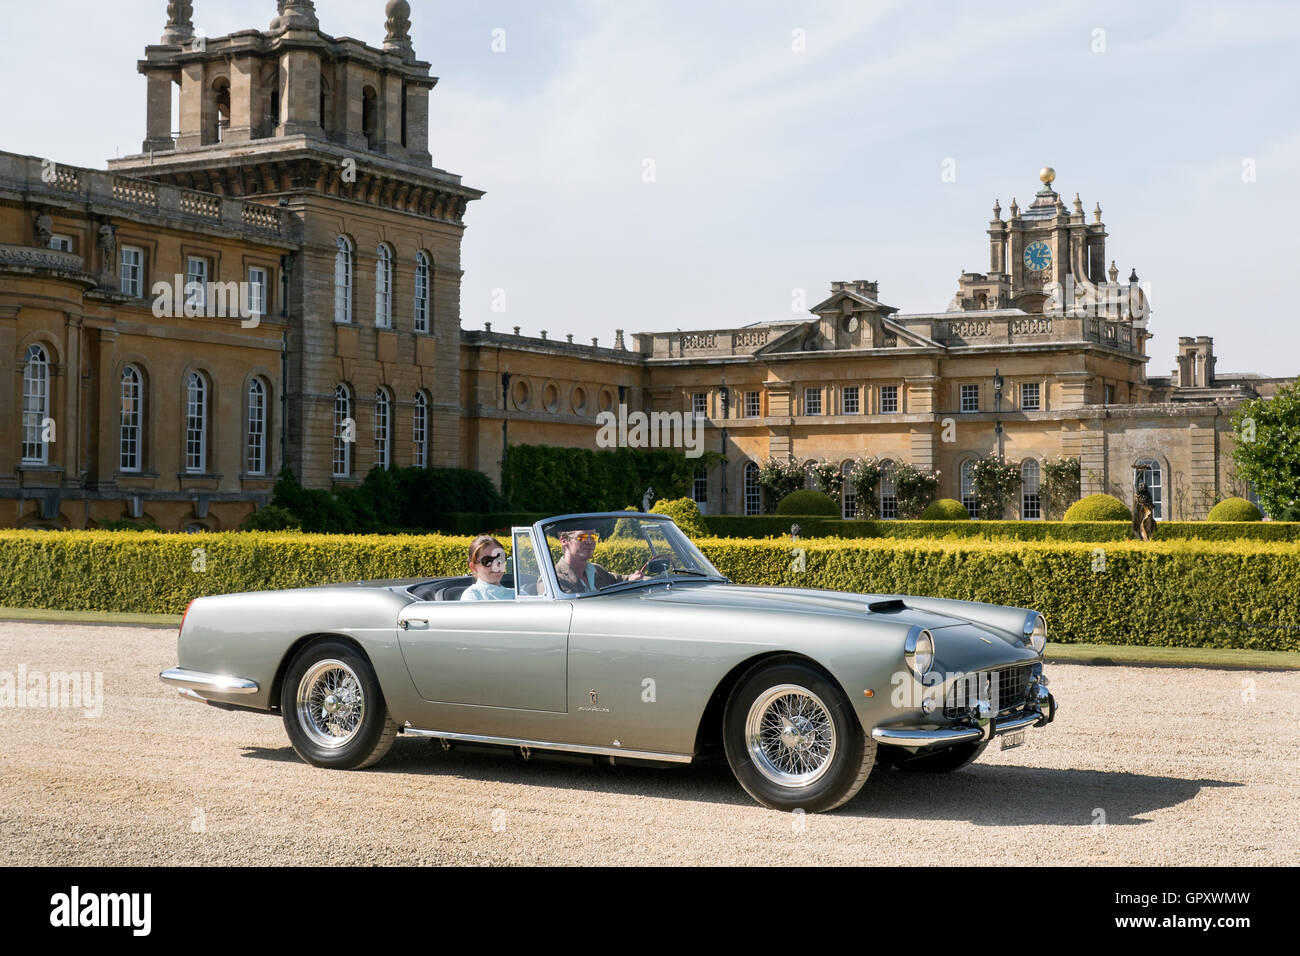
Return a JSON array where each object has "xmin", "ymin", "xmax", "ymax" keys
[{"xmin": 4, "ymin": 0, "xmax": 1298, "ymax": 377}]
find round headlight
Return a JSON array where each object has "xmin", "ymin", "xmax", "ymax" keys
[
  {"xmin": 905, "ymin": 628, "xmax": 934, "ymax": 677},
  {"xmin": 1024, "ymin": 612, "xmax": 1047, "ymax": 654}
]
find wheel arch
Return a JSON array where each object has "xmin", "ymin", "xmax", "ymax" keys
[
  {"xmin": 269, "ymin": 632, "xmax": 373, "ymax": 713},
  {"xmin": 692, "ymin": 651, "xmax": 856, "ymax": 758}
]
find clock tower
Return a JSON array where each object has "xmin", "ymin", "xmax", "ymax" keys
[{"xmin": 951, "ymin": 167, "xmax": 1121, "ymax": 317}]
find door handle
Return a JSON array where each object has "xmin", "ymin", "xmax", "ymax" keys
[{"xmin": 400, "ymin": 618, "xmax": 429, "ymax": 630}]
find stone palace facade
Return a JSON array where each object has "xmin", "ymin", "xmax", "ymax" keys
[{"xmin": 0, "ymin": 1, "xmax": 1292, "ymax": 529}]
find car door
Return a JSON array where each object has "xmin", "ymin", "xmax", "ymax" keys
[{"xmin": 396, "ymin": 527, "xmax": 570, "ymax": 714}]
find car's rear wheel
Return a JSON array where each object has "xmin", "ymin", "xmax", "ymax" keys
[
  {"xmin": 878, "ymin": 739, "xmax": 988, "ymax": 773},
  {"xmin": 723, "ymin": 658, "xmax": 874, "ymax": 812},
  {"xmin": 281, "ymin": 640, "xmax": 399, "ymax": 770}
]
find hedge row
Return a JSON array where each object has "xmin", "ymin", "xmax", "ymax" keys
[
  {"xmin": 699, "ymin": 515, "xmax": 1300, "ymax": 542},
  {"xmin": 2, "ymin": 531, "xmax": 1298, "ymax": 651}
]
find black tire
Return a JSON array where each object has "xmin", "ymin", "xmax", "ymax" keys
[
  {"xmin": 280, "ymin": 639, "xmax": 399, "ymax": 770},
  {"xmin": 878, "ymin": 739, "xmax": 988, "ymax": 773},
  {"xmin": 723, "ymin": 657, "xmax": 874, "ymax": 812}
]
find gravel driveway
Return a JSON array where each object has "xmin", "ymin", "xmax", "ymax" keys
[{"xmin": 1, "ymin": 622, "xmax": 1296, "ymax": 866}]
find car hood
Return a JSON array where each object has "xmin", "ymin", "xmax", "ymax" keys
[{"xmin": 634, "ymin": 582, "xmax": 1034, "ymax": 648}]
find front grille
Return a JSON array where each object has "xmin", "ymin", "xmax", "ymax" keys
[{"xmin": 943, "ymin": 664, "xmax": 1033, "ymax": 719}]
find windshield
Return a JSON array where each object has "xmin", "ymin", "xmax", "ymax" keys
[{"xmin": 540, "ymin": 515, "xmax": 726, "ymax": 595}]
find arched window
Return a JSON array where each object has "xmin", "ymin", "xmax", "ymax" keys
[
  {"xmin": 1021, "ymin": 459, "xmax": 1041, "ymax": 519},
  {"xmin": 375, "ymin": 244, "xmax": 393, "ymax": 328},
  {"xmin": 960, "ymin": 460, "xmax": 979, "ymax": 518},
  {"xmin": 1135, "ymin": 458, "xmax": 1163, "ymax": 520},
  {"xmin": 184, "ymin": 372, "xmax": 208, "ymax": 474},
  {"xmin": 334, "ymin": 236, "xmax": 353, "ymax": 323},
  {"xmin": 414, "ymin": 252, "xmax": 431, "ymax": 333},
  {"xmin": 879, "ymin": 459, "xmax": 898, "ymax": 520},
  {"xmin": 374, "ymin": 388, "xmax": 391, "ymax": 469},
  {"xmin": 803, "ymin": 459, "xmax": 818, "ymax": 491},
  {"xmin": 333, "ymin": 384, "xmax": 352, "ymax": 478},
  {"xmin": 743, "ymin": 462, "xmax": 761, "ymax": 515},
  {"xmin": 246, "ymin": 378, "xmax": 268, "ymax": 476},
  {"xmin": 120, "ymin": 365, "xmax": 143, "ymax": 473},
  {"xmin": 362, "ymin": 86, "xmax": 378, "ymax": 148},
  {"xmin": 841, "ymin": 461, "xmax": 857, "ymax": 519},
  {"xmin": 412, "ymin": 391, "xmax": 429, "ymax": 468},
  {"xmin": 21, "ymin": 345, "xmax": 50, "ymax": 464}
]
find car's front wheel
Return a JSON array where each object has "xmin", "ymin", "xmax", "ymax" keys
[
  {"xmin": 280, "ymin": 640, "xmax": 399, "ymax": 770},
  {"xmin": 723, "ymin": 658, "xmax": 874, "ymax": 812}
]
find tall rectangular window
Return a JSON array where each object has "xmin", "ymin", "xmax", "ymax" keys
[
  {"xmin": 120, "ymin": 366, "xmax": 142, "ymax": 473},
  {"xmin": 246, "ymin": 379, "xmax": 267, "ymax": 476},
  {"xmin": 745, "ymin": 391, "xmax": 760, "ymax": 417},
  {"xmin": 186, "ymin": 257, "xmax": 208, "ymax": 312},
  {"xmin": 1020, "ymin": 382, "xmax": 1041, "ymax": 411},
  {"xmin": 693, "ymin": 467, "xmax": 708, "ymax": 506},
  {"xmin": 413, "ymin": 392, "xmax": 429, "ymax": 468},
  {"xmin": 374, "ymin": 389, "xmax": 391, "ymax": 469},
  {"xmin": 804, "ymin": 387, "xmax": 822, "ymax": 415},
  {"xmin": 49, "ymin": 235, "xmax": 73, "ymax": 252},
  {"xmin": 692, "ymin": 392, "xmax": 707, "ymax": 416},
  {"xmin": 185, "ymin": 372, "xmax": 207, "ymax": 474},
  {"xmin": 960, "ymin": 384, "xmax": 980, "ymax": 413},
  {"xmin": 120, "ymin": 246, "xmax": 143, "ymax": 298},
  {"xmin": 247, "ymin": 267, "xmax": 268, "ymax": 318},
  {"xmin": 842, "ymin": 386, "xmax": 860, "ymax": 414},
  {"xmin": 21, "ymin": 345, "xmax": 50, "ymax": 464},
  {"xmin": 880, "ymin": 385, "xmax": 899, "ymax": 413},
  {"xmin": 414, "ymin": 253, "xmax": 430, "ymax": 333}
]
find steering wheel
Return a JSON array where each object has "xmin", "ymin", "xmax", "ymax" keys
[{"xmin": 638, "ymin": 552, "xmax": 674, "ymax": 577}]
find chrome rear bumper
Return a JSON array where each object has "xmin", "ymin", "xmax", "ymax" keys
[
  {"xmin": 872, "ymin": 692, "xmax": 1057, "ymax": 749},
  {"xmin": 160, "ymin": 667, "xmax": 259, "ymax": 696}
]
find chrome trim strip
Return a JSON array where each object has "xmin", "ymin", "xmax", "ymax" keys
[
  {"xmin": 401, "ymin": 727, "xmax": 694, "ymax": 763},
  {"xmin": 160, "ymin": 667, "xmax": 259, "ymax": 695},
  {"xmin": 872, "ymin": 709, "xmax": 1045, "ymax": 748},
  {"xmin": 176, "ymin": 687, "xmax": 208, "ymax": 704}
]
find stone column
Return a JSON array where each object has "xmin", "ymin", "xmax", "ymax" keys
[
  {"xmin": 62, "ymin": 314, "xmax": 83, "ymax": 482},
  {"xmin": 176, "ymin": 59, "xmax": 211, "ymax": 149},
  {"xmin": 0, "ymin": 306, "xmax": 18, "ymax": 487},
  {"xmin": 226, "ymin": 55, "xmax": 262, "ymax": 144},
  {"xmin": 404, "ymin": 83, "xmax": 432, "ymax": 164},
  {"xmin": 94, "ymin": 329, "xmax": 118, "ymax": 488},
  {"xmin": 279, "ymin": 50, "xmax": 323, "ymax": 138},
  {"xmin": 143, "ymin": 71, "xmax": 175, "ymax": 152}
]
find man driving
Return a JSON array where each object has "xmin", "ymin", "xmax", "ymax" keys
[{"xmin": 553, "ymin": 528, "xmax": 644, "ymax": 594}]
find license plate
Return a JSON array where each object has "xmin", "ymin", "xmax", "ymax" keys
[{"xmin": 999, "ymin": 730, "xmax": 1025, "ymax": 751}]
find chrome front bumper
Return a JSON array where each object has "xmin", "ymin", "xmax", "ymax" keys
[
  {"xmin": 160, "ymin": 667, "xmax": 259, "ymax": 697},
  {"xmin": 872, "ymin": 690, "xmax": 1057, "ymax": 749}
]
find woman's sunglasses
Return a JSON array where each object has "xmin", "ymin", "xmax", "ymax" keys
[{"xmin": 478, "ymin": 553, "xmax": 507, "ymax": 568}]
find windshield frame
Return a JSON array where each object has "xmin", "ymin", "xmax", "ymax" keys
[{"xmin": 534, "ymin": 512, "xmax": 729, "ymax": 600}]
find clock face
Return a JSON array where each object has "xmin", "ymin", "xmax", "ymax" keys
[{"xmin": 1023, "ymin": 241, "xmax": 1052, "ymax": 272}]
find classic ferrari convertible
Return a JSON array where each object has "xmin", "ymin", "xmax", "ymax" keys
[{"xmin": 161, "ymin": 512, "xmax": 1057, "ymax": 811}]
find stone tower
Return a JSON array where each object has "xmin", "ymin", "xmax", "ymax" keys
[
  {"xmin": 952, "ymin": 168, "xmax": 1145, "ymax": 324},
  {"xmin": 110, "ymin": 0, "xmax": 484, "ymax": 488}
]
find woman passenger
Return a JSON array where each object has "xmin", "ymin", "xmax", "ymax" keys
[{"xmin": 460, "ymin": 535, "xmax": 514, "ymax": 601}]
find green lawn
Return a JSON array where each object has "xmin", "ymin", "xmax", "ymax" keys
[
  {"xmin": 1046, "ymin": 641, "xmax": 1300, "ymax": 670},
  {"xmin": 0, "ymin": 607, "xmax": 182, "ymax": 628}
]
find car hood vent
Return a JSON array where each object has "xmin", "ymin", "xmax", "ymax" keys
[{"xmin": 867, "ymin": 599, "xmax": 908, "ymax": 613}]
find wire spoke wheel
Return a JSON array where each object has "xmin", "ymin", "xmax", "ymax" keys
[
  {"xmin": 745, "ymin": 683, "xmax": 837, "ymax": 788},
  {"xmin": 296, "ymin": 659, "xmax": 366, "ymax": 749}
]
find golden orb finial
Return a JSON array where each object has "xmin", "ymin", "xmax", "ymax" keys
[{"xmin": 1039, "ymin": 166, "xmax": 1056, "ymax": 185}]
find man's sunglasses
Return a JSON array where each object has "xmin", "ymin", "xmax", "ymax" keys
[
  {"xmin": 477, "ymin": 553, "xmax": 507, "ymax": 568},
  {"xmin": 563, "ymin": 532, "xmax": 599, "ymax": 543}
]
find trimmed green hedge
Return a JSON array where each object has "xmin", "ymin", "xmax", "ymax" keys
[
  {"xmin": 776, "ymin": 490, "xmax": 839, "ymax": 516},
  {"xmin": 700, "ymin": 516, "xmax": 1300, "ymax": 542},
  {"xmin": 1065, "ymin": 494, "xmax": 1132, "ymax": 521},
  {"xmin": 2, "ymin": 531, "xmax": 1299, "ymax": 651},
  {"xmin": 920, "ymin": 499, "xmax": 971, "ymax": 520},
  {"xmin": 1207, "ymin": 497, "xmax": 1263, "ymax": 522}
]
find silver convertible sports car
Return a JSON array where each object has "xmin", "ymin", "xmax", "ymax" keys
[{"xmin": 162, "ymin": 512, "xmax": 1057, "ymax": 812}]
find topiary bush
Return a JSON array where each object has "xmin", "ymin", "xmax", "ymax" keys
[
  {"xmin": 1064, "ymin": 494, "xmax": 1132, "ymax": 522},
  {"xmin": 775, "ymin": 490, "xmax": 839, "ymax": 516},
  {"xmin": 649, "ymin": 497, "xmax": 708, "ymax": 538},
  {"xmin": 1207, "ymin": 497, "xmax": 1264, "ymax": 522},
  {"xmin": 920, "ymin": 499, "xmax": 971, "ymax": 520}
]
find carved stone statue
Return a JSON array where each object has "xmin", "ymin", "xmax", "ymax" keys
[
  {"xmin": 642, "ymin": 487, "xmax": 655, "ymax": 512},
  {"xmin": 1132, "ymin": 471, "xmax": 1156, "ymax": 541},
  {"xmin": 33, "ymin": 213, "xmax": 53, "ymax": 247}
]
